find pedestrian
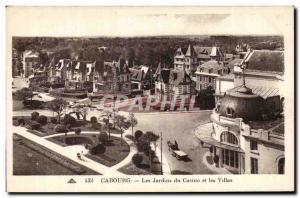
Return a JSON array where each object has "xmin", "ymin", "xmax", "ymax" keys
[{"xmin": 77, "ymin": 152, "xmax": 81, "ymax": 160}]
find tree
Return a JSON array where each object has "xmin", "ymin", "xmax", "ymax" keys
[
  {"xmin": 14, "ymin": 88, "xmax": 34, "ymax": 101},
  {"xmin": 37, "ymin": 115, "xmax": 47, "ymax": 125},
  {"xmin": 134, "ymin": 130, "xmax": 143, "ymax": 141},
  {"xmin": 128, "ymin": 113, "xmax": 138, "ymax": 137},
  {"xmin": 75, "ymin": 128, "xmax": 81, "ymax": 135},
  {"xmin": 90, "ymin": 116, "xmax": 98, "ymax": 129},
  {"xmin": 90, "ymin": 144, "xmax": 106, "ymax": 155},
  {"xmin": 145, "ymin": 131, "xmax": 159, "ymax": 151},
  {"xmin": 132, "ymin": 153, "xmax": 143, "ymax": 166},
  {"xmin": 98, "ymin": 131, "xmax": 109, "ymax": 145},
  {"xmin": 47, "ymin": 98, "xmax": 68, "ymax": 122},
  {"xmin": 31, "ymin": 111, "xmax": 39, "ymax": 121},
  {"xmin": 63, "ymin": 114, "xmax": 77, "ymax": 131},
  {"xmin": 115, "ymin": 114, "xmax": 130, "ymax": 146},
  {"xmin": 101, "ymin": 110, "xmax": 113, "ymax": 139}
]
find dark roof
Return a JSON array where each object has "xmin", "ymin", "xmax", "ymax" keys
[
  {"xmin": 219, "ymin": 86, "xmax": 265, "ymax": 121},
  {"xmin": 169, "ymin": 70, "xmax": 192, "ymax": 85},
  {"xmin": 199, "ymin": 60, "xmax": 224, "ymax": 70},
  {"xmin": 193, "ymin": 46, "xmax": 213, "ymax": 55},
  {"xmin": 245, "ymin": 50, "xmax": 284, "ymax": 73}
]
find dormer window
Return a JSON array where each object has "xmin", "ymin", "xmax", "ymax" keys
[{"xmin": 209, "ymin": 69, "xmax": 213, "ymax": 73}]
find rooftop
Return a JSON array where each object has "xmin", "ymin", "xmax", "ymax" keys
[
  {"xmin": 245, "ymin": 50, "xmax": 284, "ymax": 73},
  {"xmin": 248, "ymin": 116, "xmax": 284, "ymax": 133}
]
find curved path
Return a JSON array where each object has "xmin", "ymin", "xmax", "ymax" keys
[{"xmin": 13, "ymin": 109, "xmax": 172, "ymax": 175}]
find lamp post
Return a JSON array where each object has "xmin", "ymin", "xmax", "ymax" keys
[{"xmin": 160, "ymin": 131, "xmax": 163, "ymax": 175}]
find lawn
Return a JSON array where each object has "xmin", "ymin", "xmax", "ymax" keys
[
  {"xmin": 13, "ymin": 134, "xmax": 100, "ymax": 175},
  {"xmin": 47, "ymin": 134, "xmax": 130, "ymax": 167}
]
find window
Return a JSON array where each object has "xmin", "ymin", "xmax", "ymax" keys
[
  {"xmin": 220, "ymin": 132, "xmax": 238, "ymax": 145},
  {"xmin": 208, "ymin": 77, "xmax": 212, "ymax": 83},
  {"xmin": 222, "ymin": 149, "xmax": 239, "ymax": 168},
  {"xmin": 278, "ymin": 158, "xmax": 285, "ymax": 174},
  {"xmin": 251, "ymin": 158, "xmax": 258, "ymax": 174},
  {"xmin": 250, "ymin": 140, "xmax": 258, "ymax": 150},
  {"xmin": 226, "ymin": 107, "xmax": 235, "ymax": 117},
  {"xmin": 209, "ymin": 69, "xmax": 213, "ymax": 73}
]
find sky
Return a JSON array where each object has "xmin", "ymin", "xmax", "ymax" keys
[{"xmin": 7, "ymin": 7, "xmax": 292, "ymax": 37}]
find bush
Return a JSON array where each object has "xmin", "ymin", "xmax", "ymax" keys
[
  {"xmin": 13, "ymin": 120, "xmax": 19, "ymax": 126},
  {"xmin": 30, "ymin": 121, "xmax": 41, "ymax": 130},
  {"xmin": 37, "ymin": 115, "xmax": 48, "ymax": 125},
  {"xmin": 134, "ymin": 130, "xmax": 143, "ymax": 141},
  {"xmin": 132, "ymin": 153, "xmax": 143, "ymax": 166},
  {"xmin": 75, "ymin": 128, "xmax": 82, "ymax": 135},
  {"xmin": 98, "ymin": 132, "xmax": 108, "ymax": 144},
  {"xmin": 51, "ymin": 117, "xmax": 57, "ymax": 124},
  {"xmin": 63, "ymin": 114, "xmax": 77, "ymax": 128},
  {"xmin": 90, "ymin": 144, "xmax": 106, "ymax": 155},
  {"xmin": 90, "ymin": 116, "xmax": 98, "ymax": 123},
  {"xmin": 31, "ymin": 112, "xmax": 39, "ymax": 120},
  {"xmin": 18, "ymin": 118, "xmax": 25, "ymax": 126},
  {"xmin": 54, "ymin": 124, "xmax": 68, "ymax": 133}
]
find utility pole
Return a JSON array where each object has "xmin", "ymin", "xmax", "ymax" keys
[{"xmin": 160, "ymin": 131, "xmax": 163, "ymax": 175}]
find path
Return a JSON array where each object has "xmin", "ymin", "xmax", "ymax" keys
[{"xmin": 12, "ymin": 126, "xmax": 126, "ymax": 175}]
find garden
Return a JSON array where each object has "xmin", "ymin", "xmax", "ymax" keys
[
  {"xmin": 47, "ymin": 133, "xmax": 130, "ymax": 167},
  {"xmin": 118, "ymin": 130, "xmax": 162, "ymax": 175},
  {"xmin": 13, "ymin": 134, "xmax": 99, "ymax": 175}
]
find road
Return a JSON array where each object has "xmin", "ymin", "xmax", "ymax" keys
[{"xmin": 132, "ymin": 111, "xmax": 219, "ymax": 174}]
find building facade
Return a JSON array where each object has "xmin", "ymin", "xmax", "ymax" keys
[{"xmin": 196, "ymin": 84, "xmax": 284, "ymax": 174}]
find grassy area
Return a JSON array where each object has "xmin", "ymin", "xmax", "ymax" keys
[
  {"xmin": 47, "ymin": 134, "xmax": 130, "ymax": 167},
  {"xmin": 13, "ymin": 134, "xmax": 100, "ymax": 175},
  {"xmin": 118, "ymin": 152, "xmax": 162, "ymax": 175},
  {"xmin": 13, "ymin": 116, "xmax": 103, "ymax": 137}
]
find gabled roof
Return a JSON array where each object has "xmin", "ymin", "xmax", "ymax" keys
[
  {"xmin": 130, "ymin": 65, "xmax": 150, "ymax": 81},
  {"xmin": 23, "ymin": 50, "xmax": 39, "ymax": 58},
  {"xmin": 244, "ymin": 50, "xmax": 284, "ymax": 73},
  {"xmin": 169, "ymin": 69, "xmax": 192, "ymax": 86},
  {"xmin": 157, "ymin": 69, "xmax": 191, "ymax": 86},
  {"xmin": 56, "ymin": 59, "xmax": 70, "ymax": 71},
  {"xmin": 210, "ymin": 46, "xmax": 224, "ymax": 57},
  {"xmin": 185, "ymin": 44, "xmax": 197, "ymax": 57},
  {"xmin": 193, "ymin": 46, "xmax": 213, "ymax": 56},
  {"xmin": 75, "ymin": 61, "xmax": 94, "ymax": 72},
  {"xmin": 116, "ymin": 58, "xmax": 130, "ymax": 75}
]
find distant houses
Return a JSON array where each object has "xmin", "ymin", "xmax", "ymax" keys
[
  {"xmin": 22, "ymin": 50, "xmax": 39, "ymax": 78},
  {"xmin": 174, "ymin": 45, "xmax": 225, "ymax": 76},
  {"xmin": 154, "ymin": 67, "xmax": 193, "ymax": 107}
]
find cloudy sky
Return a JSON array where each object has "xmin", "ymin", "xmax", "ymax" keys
[{"xmin": 7, "ymin": 7, "xmax": 292, "ymax": 37}]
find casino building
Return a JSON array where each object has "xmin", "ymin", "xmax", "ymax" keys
[{"xmin": 195, "ymin": 70, "xmax": 284, "ymax": 174}]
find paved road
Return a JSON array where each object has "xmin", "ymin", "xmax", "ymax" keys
[{"xmin": 132, "ymin": 111, "xmax": 219, "ymax": 174}]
